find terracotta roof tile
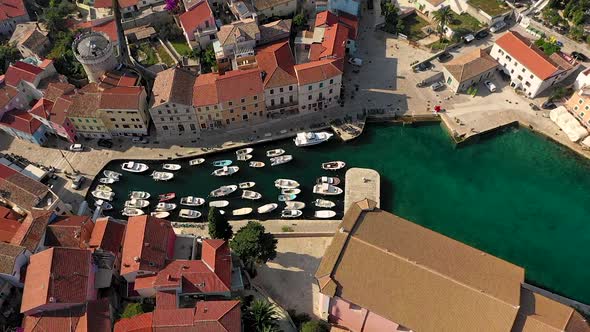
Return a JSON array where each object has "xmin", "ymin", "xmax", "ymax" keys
[
  {"xmin": 4, "ymin": 61, "xmax": 43, "ymax": 87},
  {"xmin": 0, "ymin": 0, "xmax": 27, "ymax": 20},
  {"xmin": 0, "ymin": 110, "xmax": 43, "ymax": 135},
  {"xmin": 114, "ymin": 312, "xmax": 153, "ymax": 332},
  {"xmin": 217, "ymin": 18, "xmax": 259, "ymax": 47},
  {"xmin": 67, "ymin": 91, "xmax": 101, "ymax": 118},
  {"xmin": 0, "ymin": 216, "xmax": 21, "ymax": 242},
  {"xmin": 255, "ymin": 40, "xmax": 297, "ymax": 88},
  {"xmin": 99, "ymin": 71, "xmax": 139, "ymax": 89},
  {"xmin": 294, "ymin": 58, "xmax": 342, "ymax": 85},
  {"xmin": 29, "ymin": 99, "xmax": 54, "ymax": 120},
  {"xmin": 99, "ymin": 86, "xmax": 143, "ymax": 110},
  {"xmin": 23, "ymin": 299, "xmax": 111, "ymax": 332},
  {"xmin": 194, "ymin": 300, "xmax": 241, "ymax": 331},
  {"xmin": 443, "ymin": 48, "xmax": 499, "ymax": 83},
  {"xmin": 259, "ymin": 20, "xmax": 291, "ymax": 44},
  {"xmin": 152, "ymin": 67, "xmax": 196, "ymax": 108},
  {"xmin": 0, "ymin": 85, "xmax": 18, "ymax": 109},
  {"xmin": 89, "ymin": 217, "xmax": 126, "ymax": 255},
  {"xmin": 91, "ymin": 18, "xmax": 118, "ymax": 43},
  {"xmin": 193, "ymin": 69, "xmax": 264, "ymax": 106},
  {"xmin": 11, "ymin": 210, "xmax": 53, "ymax": 252},
  {"xmin": 44, "ymin": 215, "xmax": 94, "ymax": 249},
  {"xmin": 93, "ymin": 0, "xmax": 139, "ymax": 9},
  {"xmin": 179, "ymin": 1, "xmax": 214, "ymax": 37},
  {"xmin": 315, "ymin": 11, "xmax": 358, "ymax": 39},
  {"xmin": 0, "ymin": 242, "xmax": 25, "ymax": 274},
  {"xmin": 44, "ymin": 82, "xmax": 76, "ymax": 102},
  {"xmin": 156, "ymin": 290, "xmax": 177, "ymax": 309},
  {"xmin": 153, "ymin": 259, "xmax": 230, "ymax": 294}
]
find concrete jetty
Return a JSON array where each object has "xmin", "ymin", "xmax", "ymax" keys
[
  {"xmin": 344, "ymin": 168, "xmax": 380, "ymax": 213},
  {"xmin": 440, "ymin": 110, "xmax": 518, "ymax": 143}
]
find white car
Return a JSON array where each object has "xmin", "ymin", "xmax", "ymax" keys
[
  {"xmin": 69, "ymin": 144, "xmax": 84, "ymax": 152},
  {"xmin": 132, "ymin": 137, "xmax": 149, "ymax": 144},
  {"xmin": 484, "ymin": 80, "xmax": 497, "ymax": 92},
  {"xmin": 348, "ymin": 57, "xmax": 363, "ymax": 67},
  {"xmin": 490, "ymin": 21, "xmax": 506, "ymax": 33}
]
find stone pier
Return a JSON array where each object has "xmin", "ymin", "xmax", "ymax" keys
[{"xmin": 344, "ymin": 168, "xmax": 380, "ymax": 213}]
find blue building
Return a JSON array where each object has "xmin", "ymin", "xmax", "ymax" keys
[{"xmin": 328, "ymin": 0, "xmax": 361, "ymax": 17}]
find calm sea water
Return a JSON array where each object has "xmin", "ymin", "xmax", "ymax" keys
[{"xmin": 92, "ymin": 123, "xmax": 590, "ymax": 304}]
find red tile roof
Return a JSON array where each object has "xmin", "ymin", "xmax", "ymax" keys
[
  {"xmin": 0, "ymin": 216, "xmax": 21, "ymax": 243},
  {"xmin": 114, "ymin": 312, "xmax": 153, "ymax": 332},
  {"xmin": 179, "ymin": 1, "xmax": 214, "ymax": 37},
  {"xmin": 4, "ymin": 61, "xmax": 43, "ymax": 87},
  {"xmin": 0, "ymin": 85, "xmax": 18, "ymax": 109},
  {"xmin": 316, "ymin": 23, "xmax": 349, "ymax": 60},
  {"xmin": 294, "ymin": 58, "xmax": 342, "ymax": 85},
  {"xmin": 99, "ymin": 71, "xmax": 139, "ymax": 88},
  {"xmin": 99, "ymin": 86, "xmax": 143, "ymax": 110},
  {"xmin": 11, "ymin": 210, "xmax": 53, "ymax": 252},
  {"xmin": 0, "ymin": 0, "xmax": 27, "ymax": 21},
  {"xmin": 201, "ymin": 239, "xmax": 231, "ymax": 289},
  {"xmin": 121, "ymin": 216, "xmax": 174, "ymax": 276},
  {"xmin": 29, "ymin": 99, "xmax": 54, "ymax": 120},
  {"xmin": 151, "ymin": 300, "xmax": 241, "ymax": 331},
  {"xmin": 44, "ymin": 215, "xmax": 94, "ymax": 249},
  {"xmin": 89, "ymin": 217, "xmax": 126, "ymax": 255},
  {"xmin": 22, "ymin": 299, "xmax": 111, "ymax": 332},
  {"xmin": 193, "ymin": 69, "xmax": 264, "ymax": 106},
  {"xmin": 0, "ymin": 110, "xmax": 43, "ymax": 135},
  {"xmin": 255, "ymin": 40, "xmax": 298, "ymax": 88},
  {"xmin": 192, "ymin": 73, "xmax": 218, "ymax": 106},
  {"xmin": 21, "ymin": 247, "xmax": 92, "ymax": 314},
  {"xmin": 153, "ymin": 259, "xmax": 231, "ymax": 294},
  {"xmin": 94, "ymin": 0, "xmax": 139, "ymax": 9},
  {"xmin": 315, "ymin": 11, "xmax": 358, "ymax": 40},
  {"xmin": 91, "ymin": 18, "xmax": 119, "ymax": 43},
  {"xmin": 43, "ymin": 82, "xmax": 76, "ymax": 102},
  {"xmin": 156, "ymin": 290, "xmax": 177, "ymax": 309}
]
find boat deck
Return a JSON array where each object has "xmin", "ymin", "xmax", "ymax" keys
[
  {"xmin": 331, "ymin": 118, "xmax": 366, "ymax": 141},
  {"xmin": 344, "ymin": 168, "xmax": 380, "ymax": 213}
]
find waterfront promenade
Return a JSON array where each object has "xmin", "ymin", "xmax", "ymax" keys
[{"xmin": 344, "ymin": 168, "xmax": 380, "ymax": 213}]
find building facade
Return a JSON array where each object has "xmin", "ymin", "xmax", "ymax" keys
[
  {"xmin": 99, "ymin": 86, "xmax": 149, "ymax": 137},
  {"xmin": 294, "ymin": 59, "xmax": 342, "ymax": 113},
  {"xmin": 565, "ymin": 87, "xmax": 590, "ymax": 130},
  {"xmin": 253, "ymin": 0, "xmax": 297, "ymax": 18},
  {"xmin": 179, "ymin": 0, "xmax": 217, "ymax": 50},
  {"xmin": 442, "ymin": 49, "xmax": 498, "ymax": 93}
]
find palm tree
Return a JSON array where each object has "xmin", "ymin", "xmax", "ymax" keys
[
  {"xmin": 244, "ymin": 300, "xmax": 279, "ymax": 332},
  {"xmin": 432, "ymin": 7, "xmax": 453, "ymax": 41}
]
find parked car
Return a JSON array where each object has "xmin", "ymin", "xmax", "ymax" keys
[
  {"xmin": 463, "ymin": 33, "xmax": 475, "ymax": 43},
  {"xmin": 97, "ymin": 139, "xmax": 113, "ymax": 148},
  {"xmin": 475, "ymin": 30, "xmax": 489, "ymax": 39},
  {"xmin": 132, "ymin": 137, "xmax": 149, "ymax": 144},
  {"xmin": 71, "ymin": 175, "xmax": 85, "ymax": 190},
  {"xmin": 437, "ymin": 52, "xmax": 453, "ymax": 62},
  {"xmin": 529, "ymin": 103, "xmax": 540, "ymax": 111},
  {"xmin": 417, "ymin": 61, "xmax": 433, "ymax": 71},
  {"xmin": 571, "ymin": 51, "xmax": 588, "ymax": 62},
  {"xmin": 542, "ymin": 100, "xmax": 557, "ymax": 109},
  {"xmin": 484, "ymin": 80, "xmax": 497, "ymax": 92},
  {"xmin": 348, "ymin": 57, "xmax": 363, "ymax": 67},
  {"xmin": 69, "ymin": 144, "xmax": 84, "ymax": 152},
  {"xmin": 490, "ymin": 21, "xmax": 506, "ymax": 33},
  {"xmin": 430, "ymin": 81, "xmax": 445, "ymax": 91}
]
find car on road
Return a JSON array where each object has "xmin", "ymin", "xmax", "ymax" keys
[
  {"xmin": 430, "ymin": 81, "xmax": 445, "ymax": 91},
  {"xmin": 484, "ymin": 80, "xmax": 497, "ymax": 92},
  {"xmin": 571, "ymin": 51, "xmax": 588, "ymax": 62},
  {"xmin": 542, "ymin": 100, "xmax": 557, "ymax": 109},
  {"xmin": 71, "ymin": 175, "xmax": 85, "ymax": 190},
  {"xmin": 132, "ymin": 137, "xmax": 149, "ymax": 144},
  {"xmin": 463, "ymin": 34, "xmax": 475, "ymax": 43},
  {"xmin": 97, "ymin": 139, "xmax": 113, "ymax": 148},
  {"xmin": 437, "ymin": 52, "xmax": 453, "ymax": 62},
  {"xmin": 69, "ymin": 144, "xmax": 84, "ymax": 152},
  {"xmin": 417, "ymin": 61, "xmax": 433, "ymax": 71},
  {"xmin": 490, "ymin": 21, "xmax": 506, "ymax": 33},
  {"xmin": 348, "ymin": 57, "xmax": 363, "ymax": 67},
  {"xmin": 475, "ymin": 30, "xmax": 489, "ymax": 39},
  {"xmin": 529, "ymin": 103, "xmax": 540, "ymax": 111}
]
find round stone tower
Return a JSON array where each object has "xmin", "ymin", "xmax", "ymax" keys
[{"xmin": 73, "ymin": 31, "xmax": 118, "ymax": 83}]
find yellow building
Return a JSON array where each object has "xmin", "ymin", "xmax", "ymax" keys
[{"xmin": 99, "ymin": 86, "xmax": 149, "ymax": 137}]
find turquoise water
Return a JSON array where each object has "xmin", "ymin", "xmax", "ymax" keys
[{"xmin": 93, "ymin": 124, "xmax": 590, "ymax": 304}]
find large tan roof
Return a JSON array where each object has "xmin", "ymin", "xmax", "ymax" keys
[
  {"xmin": 443, "ymin": 48, "xmax": 499, "ymax": 83},
  {"xmin": 152, "ymin": 67, "xmax": 196, "ymax": 108},
  {"xmin": 217, "ymin": 19, "xmax": 260, "ymax": 47}
]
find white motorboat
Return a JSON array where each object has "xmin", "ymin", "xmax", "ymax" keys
[
  {"xmin": 92, "ymin": 190, "xmax": 114, "ymax": 201},
  {"xmin": 103, "ymin": 170, "xmax": 122, "ymax": 179},
  {"xmin": 96, "ymin": 184, "xmax": 112, "ymax": 192},
  {"xmin": 285, "ymin": 201, "xmax": 305, "ymax": 210},
  {"xmin": 313, "ymin": 183, "xmax": 343, "ymax": 195},
  {"xmin": 281, "ymin": 209, "xmax": 302, "ymax": 218},
  {"xmin": 257, "ymin": 203, "xmax": 278, "ymax": 214},
  {"xmin": 242, "ymin": 190, "xmax": 262, "ymax": 200},
  {"xmin": 317, "ymin": 176, "xmax": 341, "ymax": 185},
  {"xmin": 236, "ymin": 148, "xmax": 253, "ymax": 155},
  {"xmin": 122, "ymin": 208, "xmax": 144, "ymax": 217},
  {"xmin": 209, "ymin": 185, "xmax": 238, "ymax": 197},
  {"xmin": 156, "ymin": 202, "xmax": 177, "ymax": 211},
  {"xmin": 233, "ymin": 207, "xmax": 253, "ymax": 216},
  {"xmin": 150, "ymin": 211, "xmax": 170, "ymax": 218},
  {"xmin": 212, "ymin": 166, "xmax": 239, "ymax": 176},
  {"xmin": 278, "ymin": 194, "xmax": 296, "ymax": 201},
  {"xmin": 237, "ymin": 154, "xmax": 253, "ymax": 161},
  {"xmin": 249, "ymin": 161, "xmax": 265, "ymax": 168},
  {"xmin": 209, "ymin": 200, "xmax": 230, "ymax": 208},
  {"xmin": 163, "ymin": 163, "xmax": 181, "ymax": 171},
  {"xmin": 121, "ymin": 161, "xmax": 149, "ymax": 173},
  {"xmin": 294, "ymin": 131, "xmax": 333, "ymax": 147},
  {"xmin": 314, "ymin": 199, "xmax": 335, "ymax": 208},
  {"xmin": 189, "ymin": 158, "xmax": 205, "ymax": 166},
  {"xmin": 315, "ymin": 210, "xmax": 337, "ymax": 219},
  {"xmin": 270, "ymin": 155, "xmax": 293, "ymax": 166},
  {"xmin": 321, "ymin": 161, "xmax": 346, "ymax": 171},
  {"xmin": 130, "ymin": 191, "xmax": 150, "ymax": 200},
  {"xmin": 125, "ymin": 199, "xmax": 150, "ymax": 208},
  {"xmin": 180, "ymin": 196, "xmax": 205, "ymax": 206},
  {"xmin": 239, "ymin": 181, "xmax": 255, "ymax": 189},
  {"xmin": 99, "ymin": 177, "xmax": 116, "ymax": 184},
  {"xmin": 152, "ymin": 171, "xmax": 174, "ymax": 181},
  {"xmin": 274, "ymin": 179, "xmax": 300, "ymax": 189},
  {"xmin": 266, "ymin": 149, "xmax": 285, "ymax": 157},
  {"xmin": 95, "ymin": 199, "xmax": 113, "ymax": 210},
  {"xmin": 281, "ymin": 188, "xmax": 301, "ymax": 195},
  {"xmin": 179, "ymin": 209, "xmax": 202, "ymax": 219}
]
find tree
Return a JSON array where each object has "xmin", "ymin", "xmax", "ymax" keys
[
  {"xmin": 301, "ymin": 320, "xmax": 330, "ymax": 332},
  {"xmin": 230, "ymin": 221, "xmax": 277, "ymax": 272},
  {"xmin": 244, "ymin": 300, "xmax": 279, "ymax": 332},
  {"xmin": 432, "ymin": 7, "xmax": 453, "ymax": 41},
  {"xmin": 382, "ymin": 2, "xmax": 401, "ymax": 34},
  {"xmin": 208, "ymin": 207, "xmax": 233, "ymax": 240},
  {"xmin": 0, "ymin": 43, "xmax": 20, "ymax": 75},
  {"xmin": 47, "ymin": 30, "xmax": 86, "ymax": 80},
  {"xmin": 120, "ymin": 303, "xmax": 144, "ymax": 319},
  {"xmin": 200, "ymin": 44, "xmax": 217, "ymax": 73},
  {"xmin": 293, "ymin": 13, "xmax": 306, "ymax": 28},
  {"xmin": 40, "ymin": 0, "xmax": 76, "ymax": 35},
  {"xmin": 157, "ymin": 22, "xmax": 183, "ymax": 41}
]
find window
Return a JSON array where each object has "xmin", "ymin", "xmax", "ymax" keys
[
  {"xmin": 270, "ymin": 89, "xmax": 274, "ymax": 94},
  {"xmin": 174, "ymin": 110, "xmax": 178, "ymax": 114},
  {"xmin": 517, "ymin": 75, "xmax": 523, "ymax": 80},
  {"xmin": 201, "ymin": 123, "xmax": 206, "ymax": 129},
  {"xmin": 241, "ymin": 98, "xmax": 245, "ymax": 103},
  {"xmin": 242, "ymin": 106, "xmax": 246, "ymax": 111},
  {"xmin": 158, "ymin": 111, "xmax": 162, "ymax": 114},
  {"xmin": 163, "ymin": 125, "xmax": 169, "ymax": 130},
  {"xmin": 280, "ymin": 97, "xmax": 284, "ymax": 104},
  {"xmin": 505, "ymin": 55, "xmax": 512, "ymax": 61},
  {"xmin": 198, "ymin": 108, "xmax": 202, "ymax": 112},
  {"xmin": 214, "ymin": 105, "xmax": 218, "ymax": 109},
  {"xmin": 580, "ymin": 99, "xmax": 584, "ymax": 104},
  {"xmin": 271, "ymin": 99, "xmax": 275, "ymax": 106},
  {"xmin": 329, "ymin": 89, "xmax": 333, "ymax": 94},
  {"xmin": 226, "ymin": 119, "xmax": 230, "ymax": 124},
  {"xmin": 85, "ymin": 119, "xmax": 89, "ymax": 123},
  {"xmin": 88, "ymin": 126, "xmax": 94, "ymax": 130},
  {"xmin": 302, "ymin": 105, "xmax": 306, "ymax": 109},
  {"xmin": 279, "ymin": 87, "xmax": 283, "ymax": 93},
  {"xmin": 585, "ymin": 106, "xmax": 589, "ymax": 111},
  {"xmin": 206, "ymin": 106, "xmax": 210, "ymax": 111},
  {"xmin": 289, "ymin": 96, "xmax": 293, "ymax": 102},
  {"xmin": 123, "ymin": 125, "xmax": 130, "ymax": 128},
  {"xmin": 308, "ymin": 95, "xmax": 312, "ymax": 100},
  {"xmin": 242, "ymin": 114, "xmax": 248, "ymax": 120},
  {"xmin": 289, "ymin": 86, "xmax": 293, "ymax": 91},
  {"xmin": 190, "ymin": 124, "xmax": 196, "ymax": 131},
  {"xmin": 319, "ymin": 83, "xmax": 323, "ymax": 88},
  {"xmin": 178, "ymin": 124, "xmax": 184, "ymax": 131},
  {"xmin": 329, "ymin": 79, "xmax": 334, "ymax": 84},
  {"xmin": 254, "ymin": 103, "xmax": 258, "ymax": 107},
  {"xmin": 253, "ymin": 96, "xmax": 257, "ymax": 100},
  {"xmin": 525, "ymin": 81, "xmax": 531, "ymax": 87},
  {"xmin": 521, "ymin": 68, "xmax": 525, "ymax": 73},
  {"xmin": 110, "ymin": 118, "xmax": 116, "ymax": 121},
  {"xmin": 167, "ymin": 110, "xmax": 171, "ymax": 114},
  {"xmin": 115, "ymin": 124, "xmax": 119, "ymax": 128},
  {"xmin": 530, "ymin": 75, "xmax": 533, "ymax": 79},
  {"xmin": 229, "ymin": 101, "xmax": 233, "ymax": 106},
  {"xmin": 308, "ymin": 85, "xmax": 312, "ymax": 91},
  {"xmin": 230, "ymin": 109, "xmax": 234, "ymax": 113}
]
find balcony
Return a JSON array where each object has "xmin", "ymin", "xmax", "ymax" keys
[
  {"xmin": 267, "ymin": 100, "xmax": 298, "ymax": 111},
  {"xmin": 195, "ymin": 26, "xmax": 218, "ymax": 37}
]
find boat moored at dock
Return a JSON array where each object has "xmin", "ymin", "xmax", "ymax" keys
[
  {"xmin": 294, "ymin": 131, "xmax": 333, "ymax": 147},
  {"xmin": 249, "ymin": 161, "xmax": 265, "ymax": 168},
  {"xmin": 130, "ymin": 191, "xmax": 150, "ymax": 200},
  {"xmin": 159, "ymin": 193, "xmax": 176, "ymax": 201},
  {"xmin": 270, "ymin": 155, "xmax": 293, "ymax": 166},
  {"xmin": 179, "ymin": 209, "xmax": 202, "ymax": 219},
  {"xmin": 281, "ymin": 188, "xmax": 301, "ymax": 195},
  {"xmin": 122, "ymin": 208, "xmax": 144, "ymax": 217},
  {"xmin": 99, "ymin": 177, "xmax": 116, "ymax": 184},
  {"xmin": 150, "ymin": 211, "xmax": 170, "ymax": 218},
  {"xmin": 163, "ymin": 164, "xmax": 181, "ymax": 171},
  {"xmin": 322, "ymin": 161, "xmax": 346, "ymax": 171},
  {"xmin": 236, "ymin": 148, "xmax": 254, "ymax": 155},
  {"xmin": 180, "ymin": 196, "xmax": 205, "ymax": 206},
  {"xmin": 210, "ymin": 185, "xmax": 238, "ymax": 197},
  {"xmin": 121, "ymin": 161, "xmax": 149, "ymax": 173},
  {"xmin": 285, "ymin": 201, "xmax": 305, "ymax": 210},
  {"xmin": 317, "ymin": 176, "xmax": 341, "ymax": 185},
  {"xmin": 237, "ymin": 154, "xmax": 253, "ymax": 161},
  {"xmin": 152, "ymin": 171, "xmax": 174, "ymax": 181},
  {"xmin": 313, "ymin": 183, "xmax": 343, "ymax": 195},
  {"xmin": 92, "ymin": 190, "xmax": 114, "ymax": 201},
  {"xmin": 274, "ymin": 179, "xmax": 299, "ymax": 189},
  {"xmin": 314, "ymin": 199, "xmax": 335, "ymax": 208},
  {"xmin": 266, "ymin": 149, "xmax": 285, "ymax": 157},
  {"xmin": 281, "ymin": 209, "xmax": 302, "ymax": 218},
  {"xmin": 156, "ymin": 202, "xmax": 177, "ymax": 211},
  {"xmin": 189, "ymin": 158, "xmax": 205, "ymax": 166},
  {"xmin": 212, "ymin": 160, "xmax": 232, "ymax": 167},
  {"xmin": 315, "ymin": 210, "xmax": 336, "ymax": 219},
  {"xmin": 212, "ymin": 166, "xmax": 239, "ymax": 176},
  {"xmin": 239, "ymin": 182, "xmax": 255, "ymax": 189},
  {"xmin": 241, "ymin": 190, "xmax": 262, "ymax": 200},
  {"xmin": 103, "ymin": 170, "xmax": 122, "ymax": 179},
  {"xmin": 209, "ymin": 200, "xmax": 230, "ymax": 208},
  {"xmin": 257, "ymin": 203, "xmax": 278, "ymax": 214},
  {"xmin": 125, "ymin": 199, "xmax": 149, "ymax": 208},
  {"xmin": 233, "ymin": 207, "xmax": 253, "ymax": 216}
]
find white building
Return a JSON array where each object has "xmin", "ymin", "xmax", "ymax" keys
[
  {"xmin": 574, "ymin": 68, "xmax": 590, "ymax": 90},
  {"xmin": 253, "ymin": 0, "xmax": 296, "ymax": 19},
  {"xmin": 294, "ymin": 58, "xmax": 342, "ymax": 113}
]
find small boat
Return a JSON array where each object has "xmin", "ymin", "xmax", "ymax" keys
[
  {"xmin": 274, "ymin": 179, "xmax": 300, "ymax": 189},
  {"xmin": 242, "ymin": 190, "xmax": 262, "ymax": 200},
  {"xmin": 150, "ymin": 211, "xmax": 170, "ymax": 218},
  {"xmin": 151, "ymin": 171, "xmax": 174, "ymax": 181},
  {"xmin": 285, "ymin": 201, "xmax": 305, "ymax": 210},
  {"xmin": 209, "ymin": 185, "xmax": 238, "ymax": 197},
  {"xmin": 122, "ymin": 208, "xmax": 144, "ymax": 217},
  {"xmin": 266, "ymin": 149, "xmax": 285, "ymax": 157},
  {"xmin": 159, "ymin": 193, "xmax": 176, "ymax": 201},
  {"xmin": 236, "ymin": 147, "xmax": 253, "ymax": 155},
  {"xmin": 92, "ymin": 190, "xmax": 114, "ymax": 201},
  {"xmin": 103, "ymin": 170, "xmax": 122, "ymax": 179},
  {"xmin": 314, "ymin": 199, "xmax": 335, "ymax": 208},
  {"xmin": 180, "ymin": 196, "xmax": 205, "ymax": 206},
  {"xmin": 281, "ymin": 188, "xmax": 301, "ymax": 195},
  {"xmin": 96, "ymin": 184, "xmax": 112, "ymax": 192},
  {"xmin": 313, "ymin": 183, "xmax": 343, "ymax": 195},
  {"xmin": 130, "ymin": 191, "xmax": 150, "ymax": 200},
  {"xmin": 278, "ymin": 194, "xmax": 296, "ymax": 201},
  {"xmin": 162, "ymin": 163, "xmax": 181, "ymax": 171},
  {"xmin": 179, "ymin": 209, "xmax": 202, "ymax": 219},
  {"xmin": 156, "ymin": 202, "xmax": 177, "ymax": 211},
  {"xmin": 237, "ymin": 154, "xmax": 253, "ymax": 161},
  {"xmin": 270, "ymin": 155, "xmax": 293, "ymax": 166},
  {"xmin": 189, "ymin": 158, "xmax": 205, "ymax": 166},
  {"xmin": 317, "ymin": 176, "xmax": 341, "ymax": 185},
  {"xmin": 212, "ymin": 166, "xmax": 239, "ymax": 176},
  {"xmin": 239, "ymin": 181, "xmax": 255, "ymax": 189},
  {"xmin": 322, "ymin": 161, "xmax": 346, "ymax": 171},
  {"xmin": 281, "ymin": 209, "xmax": 302, "ymax": 218},
  {"xmin": 209, "ymin": 200, "xmax": 230, "ymax": 208},
  {"xmin": 99, "ymin": 177, "xmax": 116, "ymax": 184},
  {"xmin": 233, "ymin": 207, "xmax": 253, "ymax": 216},
  {"xmin": 95, "ymin": 199, "xmax": 113, "ymax": 210},
  {"xmin": 257, "ymin": 203, "xmax": 278, "ymax": 214},
  {"xmin": 125, "ymin": 199, "xmax": 149, "ymax": 208},
  {"xmin": 294, "ymin": 131, "xmax": 333, "ymax": 147},
  {"xmin": 121, "ymin": 161, "xmax": 149, "ymax": 173},
  {"xmin": 315, "ymin": 210, "xmax": 337, "ymax": 219},
  {"xmin": 219, "ymin": 210, "xmax": 226, "ymax": 215},
  {"xmin": 212, "ymin": 160, "xmax": 232, "ymax": 167},
  {"xmin": 249, "ymin": 161, "xmax": 265, "ymax": 168}
]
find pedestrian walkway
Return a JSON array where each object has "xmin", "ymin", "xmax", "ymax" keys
[{"xmin": 344, "ymin": 168, "xmax": 380, "ymax": 212}]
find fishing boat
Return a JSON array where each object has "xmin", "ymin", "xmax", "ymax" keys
[
  {"xmin": 130, "ymin": 191, "xmax": 150, "ymax": 200},
  {"xmin": 270, "ymin": 155, "xmax": 293, "ymax": 166},
  {"xmin": 219, "ymin": 210, "xmax": 226, "ymax": 215},
  {"xmin": 125, "ymin": 199, "xmax": 149, "ymax": 208},
  {"xmin": 237, "ymin": 154, "xmax": 253, "ymax": 161},
  {"xmin": 151, "ymin": 171, "xmax": 174, "ymax": 181},
  {"xmin": 257, "ymin": 203, "xmax": 278, "ymax": 214},
  {"xmin": 315, "ymin": 210, "xmax": 337, "ymax": 219},
  {"xmin": 163, "ymin": 163, "xmax": 181, "ymax": 171},
  {"xmin": 274, "ymin": 179, "xmax": 300, "ymax": 189},
  {"xmin": 294, "ymin": 131, "xmax": 333, "ymax": 147},
  {"xmin": 99, "ymin": 177, "xmax": 116, "ymax": 184},
  {"xmin": 321, "ymin": 161, "xmax": 346, "ymax": 171},
  {"xmin": 179, "ymin": 209, "xmax": 202, "ymax": 219},
  {"xmin": 95, "ymin": 199, "xmax": 113, "ymax": 210},
  {"xmin": 239, "ymin": 181, "xmax": 255, "ymax": 189},
  {"xmin": 103, "ymin": 170, "xmax": 122, "ymax": 179},
  {"xmin": 121, "ymin": 161, "xmax": 149, "ymax": 173},
  {"xmin": 159, "ymin": 193, "xmax": 176, "ymax": 201},
  {"xmin": 278, "ymin": 194, "xmax": 296, "ymax": 201},
  {"xmin": 249, "ymin": 161, "xmax": 265, "ymax": 168},
  {"xmin": 285, "ymin": 201, "xmax": 305, "ymax": 210},
  {"xmin": 209, "ymin": 185, "xmax": 238, "ymax": 197},
  {"xmin": 282, "ymin": 187, "xmax": 301, "ymax": 195},
  {"xmin": 180, "ymin": 196, "xmax": 205, "ymax": 206},
  {"xmin": 96, "ymin": 184, "xmax": 112, "ymax": 192},
  {"xmin": 313, "ymin": 183, "xmax": 343, "ymax": 195},
  {"xmin": 236, "ymin": 147, "xmax": 253, "ymax": 155},
  {"xmin": 266, "ymin": 149, "xmax": 285, "ymax": 157},
  {"xmin": 122, "ymin": 208, "xmax": 144, "ymax": 217},
  {"xmin": 232, "ymin": 207, "xmax": 253, "ymax": 216},
  {"xmin": 156, "ymin": 202, "xmax": 177, "ymax": 211},
  {"xmin": 209, "ymin": 200, "xmax": 230, "ymax": 208},
  {"xmin": 189, "ymin": 158, "xmax": 205, "ymax": 166},
  {"xmin": 317, "ymin": 176, "xmax": 341, "ymax": 185},
  {"xmin": 314, "ymin": 199, "xmax": 335, "ymax": 208},
  {"xmin": 281, "ymin": 209, "xmax": 302, "ymax": 218},
  {"xmin": 150, "ymin": 211, "xmax": 170, "ymax": 218},
  {"xmin": 212, "ymin": 166, "xmax": 239, "ymax": 176},
  {"xmin": 242, "ymin": 190, "xmax": 262, "ymax": 200},
  {"xmin": 92, "ymin": 190, "xmax": 114, "ymax": 201},
  {"xmin": 212, "ymin": 160, "xmax": 232, "ymax": 167}
]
